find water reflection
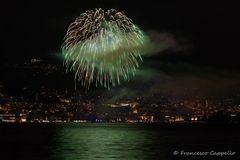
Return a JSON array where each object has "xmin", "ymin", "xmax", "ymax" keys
[
  {"xmin": 0, "ymin": 123, "xmax": 239, "ymax": 160},
  {"xmin": 53, "ymin": 124, "xmax": 168, "ymax": 160}
]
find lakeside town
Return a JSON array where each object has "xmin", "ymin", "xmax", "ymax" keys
[
  {"xmin": 1, "ymin": 87, "xmax": 240, "ymax": 123},
  {"xmin": 1, "ymin": 59, "xmax": 240, "ymax": 123}
]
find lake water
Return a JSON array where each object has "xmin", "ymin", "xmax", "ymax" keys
[{"xmin": 0, "ymin": 123, "xmax": 239, "ymax": 160}]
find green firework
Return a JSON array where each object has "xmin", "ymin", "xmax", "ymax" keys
[{"xmin": 62, "ymin": 8, "xmax": 149, "ymax": 89}]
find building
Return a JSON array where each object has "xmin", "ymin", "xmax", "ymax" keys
[{"xmin": 0, "ymin": 114, "xmax": 16, "ymax": 123}]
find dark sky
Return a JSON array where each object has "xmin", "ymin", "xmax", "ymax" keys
[
  {"xmin": 4, "ymin": 1, "xmax": 240, "ymax": 66},
  {"xmin": 2, "ymin": 0, "xmax": 240, "ymax": 96}
]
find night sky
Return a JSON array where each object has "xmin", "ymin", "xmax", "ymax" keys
[{"xmin": 3, "ymin": 0, "xmax": 240, "ymax": 96}]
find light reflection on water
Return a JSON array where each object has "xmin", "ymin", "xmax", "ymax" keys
[
  {"xmin": 52, "ymin": 123, "xmax": 168, "ymax": 160},
  {"xmin": 0, "ymin": 123, "xmax": 239, "ymax": 160}
]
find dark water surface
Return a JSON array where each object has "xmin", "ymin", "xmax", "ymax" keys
[{"xmin": 0, "ymin": 123, "xmax": 239, "ymax": 160}]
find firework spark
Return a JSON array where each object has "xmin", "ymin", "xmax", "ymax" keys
[{"xmin": 62, "ymin": 8, "xmax": 148, "ymax": 89}]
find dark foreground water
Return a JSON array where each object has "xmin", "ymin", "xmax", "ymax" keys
[{"xmin": 0, "ymin": 123, "xmax": 239, "ymax": 160}]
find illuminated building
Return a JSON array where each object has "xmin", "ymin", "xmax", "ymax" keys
[{"xmin": 0, "ymin": 114, "xmax": 16, "ymax": 123}]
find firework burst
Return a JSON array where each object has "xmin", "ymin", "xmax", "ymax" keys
[{"xmin": 62, "ymin": 8, "xmax": 148, "ymax": 89}]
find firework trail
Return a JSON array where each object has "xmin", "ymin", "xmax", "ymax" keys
[{"xmin": 62, "ymin": 8, "xmax": 149, "ymax": 89}]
